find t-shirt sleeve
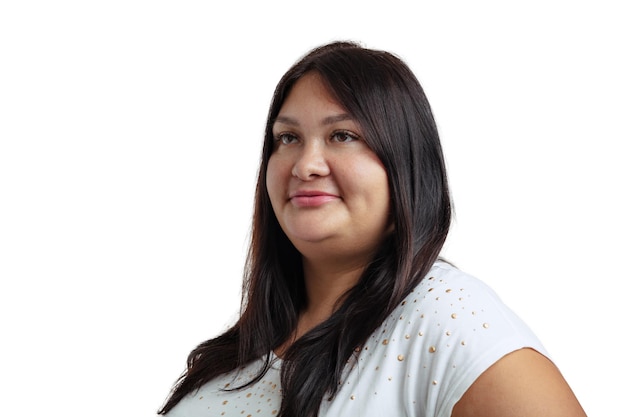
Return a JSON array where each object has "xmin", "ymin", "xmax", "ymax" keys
[{"xmin": 405, "ymin": 265, "xmax": 550, "ymax": 417}]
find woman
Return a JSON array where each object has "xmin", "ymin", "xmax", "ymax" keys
[{"xmin": 159, "ymin": 42, "xmax": 586, "ymax": 417}]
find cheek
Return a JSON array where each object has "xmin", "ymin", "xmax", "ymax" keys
[
  {"xmin": 266, "ymin": 157, "xmax": 285, "ymax": 206},
  {"xmin": 372, "ymin": 173, "xmax": 391, "ymax": 214},
  {"xmin": 336, "ymin": 162, "xmax": 390, "ymax": 229},
  {"xmin": 344, "ymin": 157, "xmax": 389, "ymax": 201},
  {"xmin": 360, "ymin": 162, "xmax": 391, "ymax": 222}
]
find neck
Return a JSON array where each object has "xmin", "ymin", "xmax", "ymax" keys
[
  {"xmin": 300, "ymin": 256, "xmax": 365, "ymax": 327},
  {"xmin": 274, "ymin": 255, "xmax": 367, "ymax": 358}
]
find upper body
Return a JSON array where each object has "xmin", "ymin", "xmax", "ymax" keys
[
  {"xmin": 159, "ymin": 42, "xmax": 586, "ymax": 417},
  {"xmin": 167, "ymin": 261, "xmax": 579, "ymax": 417}
]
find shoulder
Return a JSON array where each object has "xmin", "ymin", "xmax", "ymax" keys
[
  {"xmin": 416, "ymin": 260, "xmax": 504, "ymax": 303},
  {"xmin": 420, "ymin": 265, "xmax": 587, "ymax": 417},
  {"xmin": 400, "ymin": 261, "xmax": 535, "ymax": 337},
  {"xmin": 369, "ymin": 261, "xmax": 550, "ymax": 416},
  {"xmin": 406, "ymin": 261, "xmax": 548, "ymax": 360}
]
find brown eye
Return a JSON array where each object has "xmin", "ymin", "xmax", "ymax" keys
[
  {"xmin": 274, "ymin": 133, "xmax": 299, "ymax": 145},
  {"xmin": 331, "ymin": 130, "xmax": 360, "ymax": 143}
]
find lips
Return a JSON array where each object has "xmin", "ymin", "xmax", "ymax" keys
[{"xmin": 289, "ymin": 190, "xmax": 339, "ymax": 208}]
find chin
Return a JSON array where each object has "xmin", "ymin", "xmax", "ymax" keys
[{"xmin": 289, "ymin": 233, "xmax": 334, "ymax": 246}]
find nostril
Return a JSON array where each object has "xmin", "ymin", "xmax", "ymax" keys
[
  {"xmin": 291, "ymin": 145, "xmax": 330, "ymax": 179},
  {"xmin": 292, "ymin": 158, "xmax": 330, "ymax": 180}
]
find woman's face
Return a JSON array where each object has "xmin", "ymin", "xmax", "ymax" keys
[{"xmin": 266, "ymin": 72, "xmax": 391, "ymax": 263}]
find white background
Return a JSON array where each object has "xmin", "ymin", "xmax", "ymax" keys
[{"xmin": 1, "ymin": 1, "xmax": 623, "ymax": 416}]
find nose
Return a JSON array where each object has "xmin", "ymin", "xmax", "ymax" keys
[{"xmin": 291, "ymin": 141, "xmax": 330, "ymax": 180}]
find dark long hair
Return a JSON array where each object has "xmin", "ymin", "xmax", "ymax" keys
[{"xmin": 159, "ymin": 41, "xmax": 451, "ymax": 416}]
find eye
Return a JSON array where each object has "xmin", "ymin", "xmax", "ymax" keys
[
  {"xmin": 331, "ymin": 130, "xmax": 360, "ymax": 143},
  {"xmin": 274, "ymin": 132, "xmax": 299, "ymax": 145}
]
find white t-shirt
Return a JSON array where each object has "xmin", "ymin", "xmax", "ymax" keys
[{"xmin": 167, "ymin": 262, "xmax": 548, "ymax": 417}]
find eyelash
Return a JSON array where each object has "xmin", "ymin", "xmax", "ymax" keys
[
  {"xmin": 273, "ymin": 130, "xmax": 361, "ymax": 145},
  {"xmin": 274, "ymin": 132, "xmax": 298, "ymax": 145},
  {"xmin": 331, "ymin": 130, "xmax": 360, "ymax": 143}
]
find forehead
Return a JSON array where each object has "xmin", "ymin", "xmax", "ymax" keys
[{"xmin": 275, "ymin": 73, "xmax": 349, "ymax": 122}]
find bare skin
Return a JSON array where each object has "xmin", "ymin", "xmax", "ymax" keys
[
  {"xmin": 452, "ymin": 348, "xmax": 587, "ymax": 417},
  {"xmin": 274, "ymin": 258, "xmax": 365, "ymax": 357}
]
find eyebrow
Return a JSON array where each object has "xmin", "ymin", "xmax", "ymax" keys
[{"xmin": 273, "ymin": 113, "xmax": 354, "ymax": 127}]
